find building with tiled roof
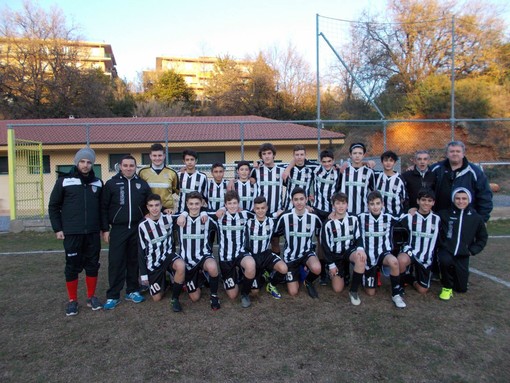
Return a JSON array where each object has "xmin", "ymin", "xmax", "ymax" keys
[{"xmin": 0, "ymin": 116, "xmax": 344, "ymax": 216}]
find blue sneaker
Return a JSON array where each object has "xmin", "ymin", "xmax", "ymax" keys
[
  {"xmin": 104, "ymin": 298, "xmax": 120, "ymax": 310},
  {"xmin": 125, "ymin": 291, "xmax": 145, "ymax": 304}
]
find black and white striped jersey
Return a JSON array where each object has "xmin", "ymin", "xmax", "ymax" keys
[
  {"xmin": 241, "ymin": 216, "xmax": 276, "ymax": 255},
  {"xmin": 375, "ymin": 172, "xmax": 407, "ymax": 218},
  {"xmin": 210, "ymin": 210, "xmax": 253, "ymax": 262},
  {"xmin": 283, "ymin": 161, "xmax": 316, "ymax": 209},
  {"xmin": 400, "ymin": 212, "xmax": 440, "ymax": 268},
  {"xmin": 358, "ymin": 212, "xmax": 395, "ymax": 269},
  {"xmin": 234, "ymin": 179, "xmax": 257, "ymax": 211},
  {"xmin": 251, "ymin": 164, "xmax": 285, "ymax": 213},
  {"xmin": 177, "ymin": 171, "xmax": 209, "ymax": 213},
  {"xmin": 312, "ymin": 165, "xmax": 341, "ymax": 212},
  {"xmin": 138, "ymin": 214, "xmax": 174, "ymax": 272},
  {"xmin": 275, "ymin": 209, "xmax": 322, "ymax": 263},
  {"xmin": 177, "ymin": 214, "xmax": 213, "ymax": 270},
  {"xmin": 207, "ymin": 179, "xmax": 228, "ymax": 211},
  {"xmin": 320, "ymin": 214, "xmax": 363, "ymax": 262},
  {"xmin": 340, "ymin": 165, "xmax": 375, "ymax": 215}
]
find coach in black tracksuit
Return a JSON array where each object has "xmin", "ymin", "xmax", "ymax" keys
[{"xmin": 101, "ymin": 155, "xmax": 151, "ymax": 306}]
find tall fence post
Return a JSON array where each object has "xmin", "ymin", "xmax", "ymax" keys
[
  {"xmin": 7, "ymin": 125, "xmax": 16, "ymax": 220},
  {"xmin": 450, "ymin": 16, "xmax": 456, "ymax": 141},
  {"xmin": 383, "ymin": 120, "xmax": 388, "ymax": 152},
  {"xmin": 38, "ymin": 142, "xmax": 44, "ymax": 218},
  {"xmin": 165, "ymin": 123, "xmax": 170, "ymax": 165}
]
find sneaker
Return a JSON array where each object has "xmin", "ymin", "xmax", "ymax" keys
[
  {"xmin": 104, "ymin": 298, "xmax": 120, "ymax": 310},
  {"xmin": 303, "ymin": 280, "xmax": 319, "ymax": 299},
  {"xmin": 65, "ymin": 300, "xmax": 78, "ymax": 316},
  {"xmin": 266, "ymin": 283, "xmax": 282, "ymax": 299},
  {"xmin": 439, "ymin": 287, "xmax": 453, "ymax": 301},
  {"xmin": 319, "ymin": 274, "xmax": 329, "ymax": 286},
  {"xmin": 125, "ymin": 291, "xmax": 145, "ymax": 304},
  {"xmin": 392, "ymin": 294, "xmax": 406, "ymax": 308},
  {"xmin": 210, "ymin": 295, "xmax": 221, "ymax": 311},
  {"xmin": 86, "ymin": 296, "xmax": 103, "ymax": 311},
  {"xmin": 349, "ymin": 291, "xmax": 361, "ymax": 306},
  {"xmin": 241, "ymin": 294, "xmax": 251, "ymax": 308},
  {"xmin": 171, "ymin": 298, "xmax": 182, "ymax": 312}
]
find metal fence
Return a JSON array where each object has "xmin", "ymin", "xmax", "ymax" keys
[{"xmin": 6, "ymin": 118, "xmax": 510, "ymax": 218}]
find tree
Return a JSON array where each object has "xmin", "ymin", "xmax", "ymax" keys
[
  {"xmin": 0, "ymin": 1, "xmax": 133, "ymax": 118},
  {"xmin": 144, "ymin": 69, "xmax": 195, "ymax": 104}
]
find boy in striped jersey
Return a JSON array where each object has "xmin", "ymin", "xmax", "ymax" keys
[
  {"xmin": 321, "ymin": 193, "xmax": 367, "ymax": 305},
  {"xmin": 358, "ymin": 191, "xmax": 406, "ymax": 308},
  {"xmin": 251, "ymin": 143, "xmax": 285, "ymax": 253},
  {"xmin": 396, "ymin": 189, "xmax": 440, "ymax": 294},
  {"xmin": 176, "ymin": 150, "xmax": 208, "ymax": 213},
  {"xmin": 178, "ymin": 192, "xmax": 221, "ymax": 310},
  {"xmin": 340, "ymin": 143, "xmax": 375, "ymax": 215},
  {"xmin": 138, "ymin": 194, "xmax": 186, "ymax": 312},
  {"xmin": 207, "ymin": 163, "xmax": 228, "ymax": 211},
  {"xmin": 282, "ymin": 145, "xmax": 315, "ymax": 210},
  {"xmin": 241, "ymin": 196, "xmax": 288, "ymax": 300},
  {"xmin": 275, "ymin": 187, "xmax": 322, "ymax": 298},
  {"xmin": 209, "ymin": 191, "xmax": 256, "ymax": 308},
  {"xmin": 374, "ymin": 151, "xmax": 407, "ymax": 218},
  {"xmin": 233, "ymin": 161, "xmax": 257, "ymax": 211}
]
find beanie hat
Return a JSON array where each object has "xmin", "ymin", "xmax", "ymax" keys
[
  {"xmin": 74, "ymin": 147, "xmax": 96, "ymax": 166},
  {"xmin": 451, "ymin": 187, "xmax": 472, "ymax": 203}
]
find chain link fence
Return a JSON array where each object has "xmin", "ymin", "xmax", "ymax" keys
[{"xmin": 4, "ymin": 118, "xmax": 510, "ymax": 218}]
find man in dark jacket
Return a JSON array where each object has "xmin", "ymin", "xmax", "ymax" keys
[
  {"xmin": 401, "ymin": 150, "xmax": 435, "ymax": 212},
  {"xmin": 48, "ymin": 147, "xmax": 103, "ymax": 316},
  {"xmin": 101, "ymin": 155, "xmax": 151, "ymax": 310},
  {"xmin": 431, "ymin": 141, "xmax": 493, "ymax": 222},
  {"xmin": 437, "ymin": 188, "xmax": 488, "ymax": 300}
]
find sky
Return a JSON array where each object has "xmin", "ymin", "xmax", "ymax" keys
[{"xmin": 1, "ymin": 0, "xmax": 509, "ymax": 83}]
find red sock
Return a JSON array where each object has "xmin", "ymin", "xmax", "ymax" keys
[
  {"xmin": 66, "ymin": 279, "xmax": 79, "ymax": 301},
  {"xmin": 85, "ymin": 276, "xmax": 98, "ymax": 299}
]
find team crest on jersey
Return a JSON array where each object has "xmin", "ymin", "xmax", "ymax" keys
[
  {"xmin": 164, "ymin": 224, "xmax": 170, "ymax": 230},
  {"xmin": 362, "ymin": 175, "xmax": 367, "ymax": 181},
  {"xmin": 306, "ymin": 225, "xmax": 311, "ymax": 230},
  {"xmin": 91, "ymin": 186, "xmax": 97, "ymax": 193},
  {"xmin": 136, "ymin": 183, "xmax": 141, "ymax": 189},
  {"xmin": 393, "ymin": 186, "xmax": 398, "ymax": 192}
]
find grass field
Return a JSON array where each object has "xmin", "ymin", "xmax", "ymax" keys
[{"xmin": 1, "ymin": 230, "xmax": 509, "ymax": 382}]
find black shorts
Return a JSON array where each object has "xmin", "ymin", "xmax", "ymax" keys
[
  {"xmin": 148, "ymin": 254, "xmax": 182, "ymax": 296},
  {"xmin": 220, "ymin": 259, "xmax": 243, "ymax": 290},
  {"xmin": 364, "ymin": 252, "xmax": 392, "ymax": 288},
  {"xmin": 411, "ymin": 258, "xmax": 432, "ymax": 289},
  {"xmin": 286, "ymin": 251, "xmax": 316, "ymax": 283},
  {"xmin": 185, "ymin": 255, "xmax": 215, "ymax": 293},
  {"xmin": 250, "ymin": 250, "xmax": 283, "ymax": 288},
  {"xmin": 327, "ymin": 252, "xmax": 353, "ymax": 278}
]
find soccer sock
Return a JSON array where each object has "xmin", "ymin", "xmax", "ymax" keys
[
  {"xmin": 241, "ymin": 277, "xmax": 254, "ymax": 296},
  {"xmin": 400, "ymin": 272, "xmax": 415, "ymax": 286},
  {"xmin": 305, "ymin": 271, "xmax": 319, "ymax": 284},
  {"xmin": 66, "ymin": 279, "xmax": 79, "ymax": 301},
  {"xmin": 350, "ymin": 271, "xmax": 363, "ymax": 293},
  {"xmin": 319, "ymin": 260, "xmax": 327, "ymax": 278},
  {"xmin": 390, "ymin": 275, "xmax": 402, "ymax": 296},
  {"xmin": 172, "ymin": 282, "xmax": 183, "ymax": 300},
  {"xmin": 209, "ymin": 275, "xmax": 219, "ymax": 295},
  {"xmin": 85, "ymin": 276, "xmax": 98, "ymax": 299},
  {"xmin": 270, "ymin": 272, "xmax": 285, "ymax": 285}
]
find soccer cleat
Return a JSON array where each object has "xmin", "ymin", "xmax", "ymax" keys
[
  {"xmin": 439, "ymin": 287, "xmax": 453, "ymax": 301},
  {"xmin": 171, "ymin": 298, "xmax": 182, "ymax": 312},
  {"xmin": 319, "ymin": 274, "xmax": 329, "ymax": 286},
  {"xmin": 241, "ymin": 294, "xmax": 251, "ymax": 308},
  {"xmin": 392, "ymin": 294, "xmax": 406, "ymax": 308},
  {"xmin": 104, "ymin": 298, "xmax": 120, "ymax": 310},
  {"xmin": 303, "ymin": 280, "xmax": 319, "ymax": 299},
  {"xmin": 210, "ymin": 295, "xmax": 221, "ymax": 311},
  {"xmin": 86, "ymin": 296, "xmax": 103, "ymax": 311},
  {"xmin": 262, "ymin": 270, "xmax": 271, "ymax": 283},
  {"xmin": 349, "ymin": 291, "xmax": 361, "ymax": 306},
  {"xmin": 266, "ymin": 283, "xmax": 282, "ymax": 299},
  {"xmin": 125, "ymin": 291, "xmax": 145, "ymax": 304},
  {"xmin": 65, "ymin": 300, "xmax": 78, "ymax": 316}
]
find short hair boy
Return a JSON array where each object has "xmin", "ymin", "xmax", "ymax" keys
[
  {"xmin": 234, "ymin": 161, "xmax": 257, "ymax": 211},
  {"xmin": 357, "ymin": 191, "xmax": 406, "ymax": 308},
  {"xmin": 138, "ymin": 194, "xmax": 186, "ymax": 312},
  {"xmin": 178, "ymin": 192, "xmax": 221, "ymax": 310},
  {"xmin": 275, "ymin": 187, "xmax": 322, "ymax": 298},
  {"xmin": 375, "ymin": 150, "xmax": 407, "ymax": 218},
  {"xmin": 436, "ymin": 187, "xmax": 488, "ymax": 300},
  {"xmin": 321, "ymin": 192, "xmax": 367, "ymax": 305},
  {"xmin": 176, "ymin": 149, "xmax": 208, "ymax": 213},
  {"xmin": 281, "ymin": 145, "xmax": 315, "ymax": 210},
  {"xmin": 396, "ymin": 189, "xmax": 440, "ymax": 294}
]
